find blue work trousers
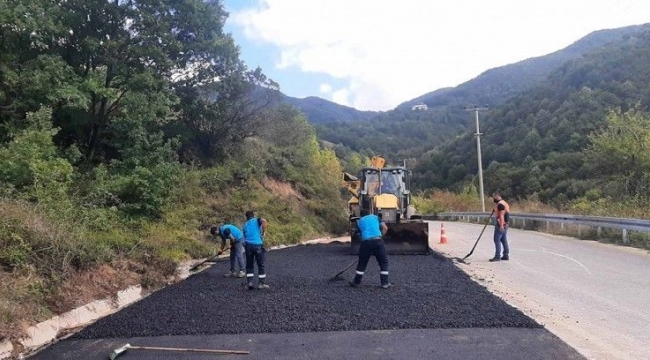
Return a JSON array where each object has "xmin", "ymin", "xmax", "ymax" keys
[
  {"xmin": 354, "ymin": 238, "xmax": 389, "ymax": 285},
  {"xmin": 493, "ymin": 224, "xmax": 509, "ymax": 257},
  {"xmin": 230, "ymin": 240, "xmax": 246, "ymax": 272},
  {"xmin": 245, "ymin": 244, "xmax": 266, "ymax": 282}
]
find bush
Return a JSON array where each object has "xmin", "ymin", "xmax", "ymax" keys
[
  {"xmin": 0, "ymin": 108, "xmax": 74, "ymax": 203},
  {"xmin": 0, "ymin": 200, "xmax": 86, "ymax": 276}
]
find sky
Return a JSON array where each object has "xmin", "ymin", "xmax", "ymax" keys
[{"xmin": 222, "ymin": 0, "xmax": 650, "ymax": 111}]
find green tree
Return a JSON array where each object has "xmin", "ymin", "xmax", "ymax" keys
[
  {"xmin": 586, "ymin": 109, "xmax": 650, "ymax": 198},
  {"xmin": 0, "ymin": 108, "xmax": 75, "ymax": 203}
]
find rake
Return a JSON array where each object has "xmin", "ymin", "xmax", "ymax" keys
[{"xmin": 110, "ymin": 343, "xmax": 249, "ymax": 359}]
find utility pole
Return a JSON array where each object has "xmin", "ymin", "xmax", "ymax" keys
[{"xmin": 466, "ymin": 106, "xmax": 488, "ymax": 212}]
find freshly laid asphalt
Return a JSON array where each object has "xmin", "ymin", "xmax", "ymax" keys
[
  {"xmin": 29, "ymin": 242, "xmax": 585, "ymax": 359},
  {"xmin": 33, "ymin": 328, "xmax": 582, "ymax": 360}
]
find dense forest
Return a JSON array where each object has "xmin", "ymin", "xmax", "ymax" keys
[
  {"xmin": 414, "ymin": 29, "xmax": 650, "ymax": 216},
  {"xmin": 0, "ymin": 0, "xmax": 348, "ymax": 339}
]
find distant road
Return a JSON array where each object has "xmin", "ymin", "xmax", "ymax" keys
[{"xmin": 428, "ymin": 220, "xmax": 650, "ymax": 360}]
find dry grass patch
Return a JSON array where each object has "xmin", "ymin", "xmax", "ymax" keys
[
  {"xmin": 0, "ymin": 258, "xmax": 172, "ymax": 343},
  {"xmin": 45, "ymin": 262, "xmax": 141, "ymax": 314},
  {"xmin": 0, "ymin": 271, "xmax": 53, "ymax": 342}
]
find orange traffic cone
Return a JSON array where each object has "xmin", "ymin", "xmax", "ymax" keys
[{"xmin": 440, "ymin": 223, "xmax": 448, "ymax": 244}]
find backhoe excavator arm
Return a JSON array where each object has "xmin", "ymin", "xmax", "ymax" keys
[{"xmin": 342, "ymin": 172, "xmax": 360, "ymax": 199}]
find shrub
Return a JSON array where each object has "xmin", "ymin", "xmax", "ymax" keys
[{"xmin": 0, "ymin": 108, "xmax": 74, "ymax": 204}]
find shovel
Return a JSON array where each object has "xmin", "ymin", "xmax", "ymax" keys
[
  {"xmin": 328, "ymin": 259, "xmax": 358, "ymax": 282},
  {"xmin": 453, "ymin": 209, "xmax": 494, "ymax": 264},
  {"xmin": 189, "ymin": 251, "xmax": 228, "ymax": 273},
  {"xmin": 110, "ymin": 343, "xmax": 249, "ymax": 359}
]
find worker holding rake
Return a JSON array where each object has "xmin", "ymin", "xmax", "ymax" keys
[
  {"xmin": 349, "ymin": 208, "xmax": 391, "ymax": 289},
  {"xmin": 211, "ymin": 224, "xmax": 246, "ymax": 278},
  {"xmin": 490, "ymin": 192, "xmax": 511, "ymax": 262}
]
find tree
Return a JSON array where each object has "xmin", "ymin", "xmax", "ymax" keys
[
  {"xmin": 586, "ymin": 109, "xmax": 650, "ymax": 198},
  {"xmin": 176, "ymin": 67, "xmax": 280, "ymax": 163}
]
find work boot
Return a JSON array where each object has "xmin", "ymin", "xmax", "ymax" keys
[
  {"xmin": 352, "ymin": 274, "xmax": 363, "ymax": 284},
  {"xmin": 348, "ymin": 281, "xmax": 360, "ymax": 288},
  {"xmin": 236, "ymin": 271, "xmax": 246, "ymax": 278},
  {"xmin": 380, "ymin": 274, "xmax": 389, "ymax": 286},
  {"xmin": 224, "ymin": 271, "xmax": 236, "ymax": 277},
  {"xmin": 489, "ymin": 257, "xmax": 501, "ymax": 262},
  {"xmin": 257, "ymin": 282, "xmax": 270, "ymax": 290},
  {"xmin": 501, "ymin": 256, "xmax": 509, "ymax": 261}
]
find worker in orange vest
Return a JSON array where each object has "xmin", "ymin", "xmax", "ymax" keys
[{"xmin": 490, "ymin": 192, "xmax": 510, "ymax": 262}]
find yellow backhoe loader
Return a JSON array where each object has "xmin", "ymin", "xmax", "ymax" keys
[{"xmin": 343, "ymin": 156, "xmax": 430, "ymax": 255}]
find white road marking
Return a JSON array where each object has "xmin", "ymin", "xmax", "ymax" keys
[{"xmin": 518, "ymin": 248, "xmax": 592, "ymax": 275}]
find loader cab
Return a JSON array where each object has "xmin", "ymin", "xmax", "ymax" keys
[
  {"xmin": 360, "ymin": 168, "xmax": 380, "ymax": 196},
  {"xmin": 359, "ymin": 167, "xmax": 407, "ymax": 196},
  {"xmin": 380, "ymin": 168, "xmax": 406, "ymax": 196}
]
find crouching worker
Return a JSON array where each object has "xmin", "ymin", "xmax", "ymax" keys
[
  {"xmin": 211, "ymin": 224, "xmax": 246, "ymax": 278},
  {"xmin": 349, "ymin": 209, "xmax": 391, "ymax": 289},
  {"xmin": 243, "ymin": 210, "xmax": 269, "ymax": 290}
]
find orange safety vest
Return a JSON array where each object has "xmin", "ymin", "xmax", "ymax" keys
[{"xmin": 494, "ymin": 199, "xmax": 510, "ymax": 226}]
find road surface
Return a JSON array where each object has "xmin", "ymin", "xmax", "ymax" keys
[
  {"xmin": 428, "ymin": 220, "xmax": 650, "ymax": 360},
  {"xmin": 29, "ymin": 241, "xmax": 583, "ymax": 360}
]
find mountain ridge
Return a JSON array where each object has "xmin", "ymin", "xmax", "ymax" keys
[{"xmin": 298, "ymin": 23, "xmax": 650, "ymax": 161}]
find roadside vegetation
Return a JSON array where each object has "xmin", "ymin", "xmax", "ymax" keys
[{"xmin": 0, "ymin": 0, "xmax": 347, "ymax": 342}]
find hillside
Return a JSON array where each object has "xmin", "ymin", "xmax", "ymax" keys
[
  {"xmin": 281, "ymin": 95, "xmax": 378, "ymax": 123},
  {"xmin": 315, "ymin": 23, "xmax": 650, "ymax": 162},
  {"xmin": 414, "ymin": 28, "xmax": 650, "ymax": 211},
  {"xmin": 0, "ymin": 0, "xmax": 347, "ymax": 343},
  {"xmin": 398, "ymin": 24, "xmax": 647, "ymax": 111}
]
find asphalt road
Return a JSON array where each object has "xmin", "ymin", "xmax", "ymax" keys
[
  {"xmin": 32, "ymin": 328, "xmax": 581, "ymax": 360},
  {"xmin": 428, "ymin": 220, "xmax": 650, "ymax": 360},
  {"xmin": 71, "ymin": 243, "xmax": 539, "ymax": 340},
  {"xmin": 28, "ymin": 241, "xmax": 584, "ymax": 360}
]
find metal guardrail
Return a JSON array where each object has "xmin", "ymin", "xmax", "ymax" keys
[{"xmin": 422, "ymin": 212, "xmax": 650, "ymax": 243}]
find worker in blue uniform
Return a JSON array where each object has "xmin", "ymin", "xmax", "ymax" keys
[
  {"xmin": 211, "ymin": 224, "xmax": 246, "ymax": 278},
  {"xmin": 349, "ymin": 209, "xmax": 391, "ymax": 289},
  {"xmin": 243, "ymin": 210, "xmax": 269, "ymax": 290}
]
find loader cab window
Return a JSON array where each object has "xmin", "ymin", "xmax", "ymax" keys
[
  {"xmin": 381, "ymin": 169, "xmax": 402, "ymax": 195},
  {"xmin": 363, "ymin": 170, "xmax": 380, "ymax": 195}
]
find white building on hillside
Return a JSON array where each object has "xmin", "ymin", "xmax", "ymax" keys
[{"xmin": 411, "ymin": 103, "xmax": 428, "ymax": 111}]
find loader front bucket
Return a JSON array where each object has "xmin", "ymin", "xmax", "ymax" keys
[
  {"xmin": 350, "ymin": 220, "xmax": 430, "ymax": 255},
  {"xmin": 384, "ymin": 221, "xmax": 430, "ymax": 255}
]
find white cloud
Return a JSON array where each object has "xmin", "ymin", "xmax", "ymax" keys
[
  {"xmin": 233, "ymin": 0, "xmax": 650, "ymax": 110},
  {"xmin": 319, "ymin": 83, "xmax": 332, "ymax": 94},
  {"xmin": 331, "ymin": 88, "xmax": 351, "ymax": 107}
]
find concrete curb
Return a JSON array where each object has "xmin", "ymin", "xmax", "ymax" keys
[{"xmin": 5, "ymin": 259, "xmax": 201, "ymax": 360}]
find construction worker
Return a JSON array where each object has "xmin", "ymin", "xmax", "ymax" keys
[
  {"xmin": 349, "ymin": 209, "xmax": 390, "ymax": 289},
  {"xmin": 242, "ymin": 210, "xmax": 269, "ymax": 290},
  {"xmin": 211, "ymin": 224, "xmax": 246, "ymax": 278},
  {"xmin": 380, "ymin": 172, "xmax": 398, "ymax": 195},
  {"xmin": 490, "ymin": 192, "xmax": 510, "ymax": 262}
]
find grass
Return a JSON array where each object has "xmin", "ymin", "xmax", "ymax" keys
[{"xmin": 0, "ymin": 168, "xmax": 348, "ymax": 342}]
